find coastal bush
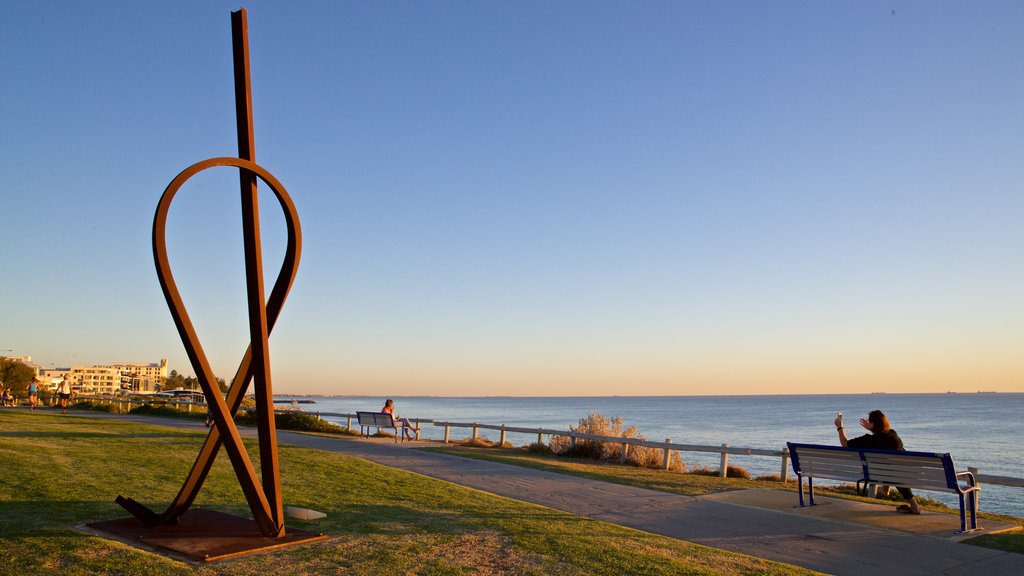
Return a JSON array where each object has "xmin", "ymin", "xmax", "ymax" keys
[
  {"xmin": 459, "ymin": 437, "xmax": 499, "ymax": 448},
  {"xmin": 129, "ymin": 404, "xmax": 207, "ymax": 420},
  {"xmin": 526, "ymin": 441, "xmax": 552, "ymax": 454},
  {"xmin": 688, "ymin": 465, "xmax": 750, "ymax": 479},
  {"xmin": 235, "ymin": 410, "xmax": 347, "ymax": 434},
  {"xmin": 726, "ymin": 465, "xmax": 750, "ymax": 479},
  {"xmin": 70, "ymin": 400, "xmax": 120, "ymax": 413},
  {"xmin": 549, "ymin": 413, "xmax": 684, "ymax": 471}
]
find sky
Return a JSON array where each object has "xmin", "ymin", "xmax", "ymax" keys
[{"xmin": 2, "ymin": 1, "xmax": 1022, "ymax": 397}]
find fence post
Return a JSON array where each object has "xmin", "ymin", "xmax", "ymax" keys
[
  {"xmin": 444, "ymin": 422, "xmax": 450, "ymax": 444},
  {"xmin": 346, "ymin": 414, "xmax": 352, "ymax": 431},
  {"xmin": 473, "ymin": 423, "xmax": 478, "ymax": 440},
  {"xmin": 719, "ymin": 444, "xmax": 729, "ymax": 477},
  {"xmin": 570, "ymin": 436, "xmax": 576, "ymax": 450},
  {"xmin": 537, "ymin": 428, "xmax": 543, "ymax": 446},
  {"xmin": 780, "ymin": 447, "xmax": 789, "ymax": 482},
  {"xmin": 500, "ymin": 425, "xmax": 506, "ymax": 446},
  {"xmin": 620, "ymin": 442, "xmax": 629, "ymax": 463},
  {"xmin": 663, "ymin": 438, "xmax": 672, "ymax": 470}
]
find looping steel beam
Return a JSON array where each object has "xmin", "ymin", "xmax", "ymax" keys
[
  {"xmin": 146, "ymin": 158, "xmax": 301, "ymax": 535},
  {"xmin": 116, "ymin": 9, "xmax": 300, "ymax": 540}
]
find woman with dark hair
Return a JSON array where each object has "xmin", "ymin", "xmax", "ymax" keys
[
  {"xmin": 382, "ymin": 399, "xmax": 414, "ymax": 440},
  {"xmin": 835, "ymin": 410, "xmax": 921, "ymax": 514}
]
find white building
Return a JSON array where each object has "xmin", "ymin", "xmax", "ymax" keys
[
  {"xmin": 65, "ymin": 359, "xmax": 169, "ymax": 395},
  {"xmin": 109, "ymin": 359, "xmax": 168, "ymax": 394}
]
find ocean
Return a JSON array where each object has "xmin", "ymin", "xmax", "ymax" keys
[{"xmin": 278, "ymin": 393, "xmax": 1024, "ymax": 518}]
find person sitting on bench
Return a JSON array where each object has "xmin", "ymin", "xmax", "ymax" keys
[
  {"xmin": 835, "ymin": 409, "xmax": 921, "ymax": 514},
  {"xmin": 382, "ymin": 399, "xmax": 414, "ymax": 440}
]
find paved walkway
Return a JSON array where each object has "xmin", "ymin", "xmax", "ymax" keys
[{"xmin": 66, "ymin": 411, "xmax": 1024, "ymax": 575}]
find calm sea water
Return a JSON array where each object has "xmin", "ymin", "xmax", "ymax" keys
[{"xmin": 278, "ymin": 393, "xmax": 1024, "ymax": 518}]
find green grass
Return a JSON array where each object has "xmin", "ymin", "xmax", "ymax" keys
[
  {"xmin": 424, "ymin": 444, "xmax": 789, "ymax": 496},
  {"xmin": 0, "ymin": 411, "xmax": 819, "ymax": 575}
]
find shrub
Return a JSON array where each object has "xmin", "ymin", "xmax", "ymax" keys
[
  {"xmin": 70, "ymin": 400, "xmax": 119, "ymax": 414},
  {"xmin": 549, "ymin": 413, "xmax": 684, "ymax": 471},
  {"xmin": 235, "ymin": 410, "xmax": 346, "ymax": 434},
  {"xmin": 526, "ymin": 441, "xmax": 552, "ymax": 454},
  {"xmin": 130, "ymin": 404, "xmax": 207, "ymax": 420},
  {"xmin": 726, "ymin": 465, "xmax": 750, "ymax": 479},
  {"xmin": 459, "ymin": 437, "xmax": 495, "ymax": 448},
  {"xmin": 687, "ymin": 465, "xmax": 749, "ymax": 479}
]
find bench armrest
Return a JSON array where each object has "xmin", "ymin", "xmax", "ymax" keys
[{"xmin": 955, "ymin": 470, "xmax": 980, "ymax": 492}]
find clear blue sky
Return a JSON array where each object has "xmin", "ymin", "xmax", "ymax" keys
[{"xmin": 2, "ymin": 1, "xmax": 1021, "ymax": 396}]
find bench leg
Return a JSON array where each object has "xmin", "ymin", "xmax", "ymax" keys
[
  {"xmin": 808, "ymin": 478, "xmax": 815, "ymax": 506},
  {"xmin": 796, "ymin": 476, "xmax": 806, "ymax": 507},
  {"xmin": 959, "ymin": 491, "xmax": 981, "ymax": 533},
  {"xmin": 970, "ymin": 490, "xmax": 979, "ymax": 531}
]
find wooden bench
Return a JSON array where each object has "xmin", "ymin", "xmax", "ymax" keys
[
  {"xmin": 787, "ymin": 442, "xmax": 981, "ymax": 533},
  {"xmin": 356, "ymin": 411, "xmax": 416, "ymax": 443}
]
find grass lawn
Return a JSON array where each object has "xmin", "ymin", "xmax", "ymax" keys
[
  {"xmin": 0, "ymin": 411, "xmax": 819, "ymax": 575},
  {"xmin": 424, "ymin": 445, "xmax": 780, "ymax": 497}
]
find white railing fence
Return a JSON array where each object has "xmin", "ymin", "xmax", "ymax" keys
[{"xmin": 61, "ymin": 400, "xmax": 1024, "ymax": 492}]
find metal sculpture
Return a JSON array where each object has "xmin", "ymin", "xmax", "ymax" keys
[{"xmin": 90, "ymin": 9, "xmax": 321, "ymax": 560}]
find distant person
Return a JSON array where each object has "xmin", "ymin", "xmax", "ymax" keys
[
  {"xmin": 56, "ymin": 379, "xmax": 72, "ymax": 414},
  {"xmin": 835, "ymin": 409, "xmax": 921, "ymax": 514},
  {"xmin": 27, "ymin": 379, "xmax": 40, "ymax": 411},
  {"xmin": 382, "ymin": 399, "xmax": 414, "ymax": 440},
  {"xmin": 1, "ymin": 388, "xmax": 12, "ymax": 407}
]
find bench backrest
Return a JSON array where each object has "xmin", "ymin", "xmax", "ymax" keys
[
  {"xmin": 788, "ymin": 444, "xmax": 866, "ymax": 482},
  {"xmin": 356, "ymin": 411, "xmax": 395, "ymax": 427},
  {"xmin": 788, "ymin": 443, "xmax": 958, "ymax": 491},
  {"xmin": 861, "ymin": 450, "xmax": 956, "ymax": 491}
]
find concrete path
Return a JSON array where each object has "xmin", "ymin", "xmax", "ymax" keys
[{"xmin": 62, "ymin": 411, "xmax": 1023, "ymax": 575}]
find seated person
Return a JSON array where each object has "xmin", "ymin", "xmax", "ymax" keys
[
  {"xmin": 835, "ymin": 409, "xmax": 921, "ymax": 514},
  {"xmin": 382, "ymin": 399, "xmax": 415, "ymax": 440},
  {"xmin": 1, "ymin": 388, "xmax": 12, "ymax": 406}
]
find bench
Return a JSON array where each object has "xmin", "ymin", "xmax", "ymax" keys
[
  {"xmin": 356, "ymin": 411, "xmax": 416, "ymax": 443},
  {"xmin": 787, "ymin": 442, "xmax": 981, "ymax": 533}
]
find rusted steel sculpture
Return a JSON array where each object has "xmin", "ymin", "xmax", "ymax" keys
[{"xmin": 90, "ymin": 10, "xmax": 320, "ymax": 560}]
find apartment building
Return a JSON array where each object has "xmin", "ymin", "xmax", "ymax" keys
[
  {"xmin": 109, "ymin": 359, "xmax": 168, "ymax": 393},
  {"xmin": 64, "ymin": 359, "xmax": 168, "ymax": 395},
  {"xmin": 66, "ymin": 365, "xmax": 122, "ymax": 395}
]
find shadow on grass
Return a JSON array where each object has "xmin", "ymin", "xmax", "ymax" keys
[{"xmin": 0, "ymin": 430, "xmax": 191, "ymax": 440}]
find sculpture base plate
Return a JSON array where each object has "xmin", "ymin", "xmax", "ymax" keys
[{"xmin": 86, "ymin": 508, "xmax": 326, "ymax": 562}]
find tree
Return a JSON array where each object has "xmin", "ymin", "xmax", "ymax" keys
[
  {"xmin": 0, "ymin": 358, "xmax": 36, "ymax": 395},
  {"xmin": 164, "ymin": 369, "xmax": 228, "ymax": 395},
  {"xmin": 164, "ymin": 369, "xmax": 186, "ymax": 390}
]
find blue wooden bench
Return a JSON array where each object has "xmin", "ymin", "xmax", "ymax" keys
[
  {"xmin": 356, "ymin": 411, "xmax": 416, "ymax": 443},
  {"xmin": 787, "ymin": 442, "xmax": 981, "ymax": 533}
]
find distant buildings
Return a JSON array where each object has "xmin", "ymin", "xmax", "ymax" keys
[
  {"xmin": 66, "ymin": 359, "xmax": 169, "ymax": 395},
  {"xmin": 108, "ymin": 359, "xmax": 169, "ymax": 394},
  {"xmin": 3, "ymin": 355, "xmax": 169, "ymax": 395}
]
